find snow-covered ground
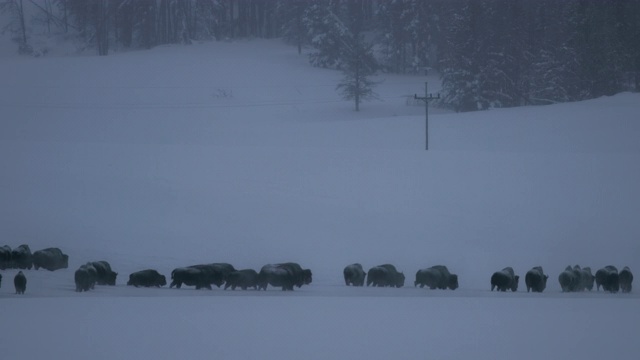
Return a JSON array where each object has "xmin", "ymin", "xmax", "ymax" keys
[{"xmin": 1, "ymin": 38, "xmax": 639, "ymax": 359}]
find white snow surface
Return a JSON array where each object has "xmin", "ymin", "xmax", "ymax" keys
[{"xmin": 1, "ymin": 39, "xmax": 639, "ymax": 360}]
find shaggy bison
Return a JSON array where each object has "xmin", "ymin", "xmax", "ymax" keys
[
  {"xmin": 127, "ymin": 269, "xmax": 167, "ymax": 288},
  {"xmin": 224, "ymin": 269, "xmax": 259, "ymax": 290},
  {"xmin": 619, "ymin": 266, "xmax": 633, "ymax": 293},
  {"xmin": 258, "ymin": 264, "xmax": 296, "ymax": 291},
  {"xmin": 490, "ymin": 267, "xmax": 519, "ymax": 292},
  {"xmin": 75, "ymin": 263, "xmax": 97, "ymax": 292},
  {"xmin": 186, "ymin": 263, "xmax": 237, "ymax": 288},
  {"xmin": 170, "ymin": 267, "xmax": 214, "ymax": 289},
  {"xmin": 367, "ymin": 264, "xmax": 405, "ymax": 288},
  {"xmin": 14, "ymin": 271, "xmax": 27, "ymax": 294},
  {"xmin": 524, "ymin": 266, "xmax": 548, "ymax": 293},
  {"xmin": 33, "ymin": 247, "xmax": 69, "ymax": 271},
  {"xmin": 258, "ymin": 262, "xmax": 312, "ymax": 291},
  {"xmin": 415, "ymin": 265, "xmax": 458, "ymax": 290},
  {"xmin": 0, "ymin": 245, "xmax": 11, "ymax": 270},
  {"xmin": 344, "ymin": 263, "xmax": 367, "ymax": 287},
  {"xmin": 579, "ymin": 266, "xmax": 595, "ymax": 291},
  {"xmin": 595, "ymin": 265, "xmax": 619, "ymax": 293},
  {"xmin": 558, "ymin": 265, "xmax": 582, "ymax": 292},
  {"xmin": 11, "ymin": 245, "xmax": 33, "ymax": 270},
  {"xmin": 90, "ymin": 261, "xmax": 117, "ymax": 285}
]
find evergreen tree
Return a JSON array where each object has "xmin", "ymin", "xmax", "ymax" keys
[
  {"xmin": 278, "ymin": 0, "xmax": 310, "ymax": 54},
  {"xmin": 438, "ymin": 1, "xmax": 485, "ymax": 111},
  {"xmin": 336, "ymin": 33, "xmax": 379, "ymax": 111},
  {"xmin": 303, "ymin": 0, "xmax": 350, "ymax": 68}
]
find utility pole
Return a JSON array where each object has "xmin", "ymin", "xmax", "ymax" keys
[{"xmin": 414, "ymin": 82, "xmax": 440, "ymax": 150}]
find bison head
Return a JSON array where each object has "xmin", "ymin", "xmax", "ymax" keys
[
  {"xmin": 395, "ymin": 273, "xmax": 406, "ymax": 288},
  {"xmin": 106, "ymin": 272, "xmax": 118, "ymax": 286},
  {"xmin": 159, "ymin": 275, "xmax": 167, "ymax": 286},
  {"xmin": 511, "ymin": 275, "xmax": 520, "ymax": 291},
  {"xmin": 303, "ymin": 269, "xmax": 312, "ymax": 285},
  {"xmin": 448, "ymin": 274, "xmax": 459, "ymax": 290}
]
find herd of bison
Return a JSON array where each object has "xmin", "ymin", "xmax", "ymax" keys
[{"xmin": 0, "ymin": 244, "xmax": 634, "ymax": 295}]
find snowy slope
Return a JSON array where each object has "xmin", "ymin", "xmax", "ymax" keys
[{"xmin": 1, "ymin": 39, "xmax": 639, "ymax": 360}]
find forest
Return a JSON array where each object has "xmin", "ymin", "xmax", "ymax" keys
[{"xmin": 2, "ymin": 0, "xmax": 639, "ymax": 111}]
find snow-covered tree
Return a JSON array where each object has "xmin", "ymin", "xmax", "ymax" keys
[
  {"xmin": 336, "ymin": 33, "xmax": 378, "ymax": 111},
  {"xmin": 303, "ymin": 1, "xmax": 350, "ymax": 68},
  {"xmin": 278, "ymin": 0, "xmax": 309, "ymax": 54}
]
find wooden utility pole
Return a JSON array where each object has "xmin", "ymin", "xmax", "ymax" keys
[{"xmin": 414, "ymin": 82, "xmax": 440, "ymax": 150}]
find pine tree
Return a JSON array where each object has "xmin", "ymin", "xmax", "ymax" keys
[
  {"xmin": 278, "ymin": 0, "xmax": 310, "ymax": 54},
  {"xmin": 336, "ymin": 33, "xmax": 379, "ymax": 111},
  {"xmin": 303, "ymin": 1, "xmax": 350, "ymax": 68}
]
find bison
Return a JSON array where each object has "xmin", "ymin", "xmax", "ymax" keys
[
  {"xmin": 343, "ymin": 263, "xmax": 366, "ymax": 287},
  {"xmin": 185, "ymin": 263, "xmax": 237, "ymax": 288},
  {"xmin": 415, "ymin": 265, "xmax": 458, "ymax": 290},
  {"xmin": 619, "ymin": 266, "xmax": 633, "ymax": 293},
  {"xmin": 490, "ymin": 267, "xmax": 519, "ymax": 292},
  {"xmin": 75, "ymin": 263, "xmax": 97, "ymax": 292},
  {"xmin": 90, "ymin": 261, "xmax": 117, "ymax": 285},
  {"xmin": 33, "ymin": 247, "xmax": 69, "ymax": 271},
  {"xmin": 558, "ymin": 265, "xmax": 582, "ymax": 292},
  {"xmin": 367, "ymin": 264, "xmax": 405, "ymax": 288},
  {"xmin": 0, "ymin": 245, "xmax": 11, "ymax": 270},
  {"xmin": 170, "ymin": 267, "xmax": 214, "ymax": 289},
  {"xmin": 14, "ymin": 271, "xmax": 27, "ymax": 294},
  {"xmin": 595, "ymin": 265, "xmax": 619, "ymax": 293},
  {"xmin": 11, "ymin": 244, "xmax": 33, "ymax": 270},
  {"xmin": 127, "ymin": 269, "xmax": 167, "ymax": 288},
  {"xmin": 524, "ymin": 266, "xmax": 548, "ymax": 293},
  {"xmin": 0, "ymin": 273, "xmax": 2, "ymax": 288},
  {"xmin": 224, "ymin": 269, "xmax": 259, "ymax": 290},
  {"xmin": 258, "ymin": 264, "xmax": 296, "ymax": 291},
  {"xmin": 258, "ymin": 263, "xmax": 312, "ymax": 291},
  {"xmin": 278, "ymin": 262, "xmax": 312, "ymax": 288},
  {"xmin": 579, "ymin": 266, "xmax": 595, "ymax": 291}
]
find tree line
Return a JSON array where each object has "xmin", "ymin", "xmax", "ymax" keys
[{"xmin": 2, "ymin": 0, "xmax": 638, "ymax": 111}]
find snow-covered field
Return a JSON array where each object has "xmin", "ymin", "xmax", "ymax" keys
[{"xmin": 1, "ymin": 38, "xmax": 639, "ymax": 359}]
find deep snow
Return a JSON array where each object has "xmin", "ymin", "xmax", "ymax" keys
[{"xmin": 1, "ymin": 38, "xmax": 639, "ymax": 360}]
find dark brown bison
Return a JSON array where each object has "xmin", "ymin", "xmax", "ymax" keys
[
  {"xmin": 367, "ymin": 264, "xmax": 405, "ymax": 288},
  {"xmin": 170, "ymin": 267, "xmax": 214, "ymax": 289},
  {"xmin": 75, "ymin": 263, "xmax": 97, "ymax": 292},
  {"xmin": 415, "ymin": 265, "xmax": 458, "ymax": 290},
  {"xmin": 14, "ymin": 271, "xmax": 27, "ymax": 294},
  {"xmin": 579, "ymin": 266, "xmax": 595, "ymax": 291},
  {"xmin": 558, "ymin": 265, "xmax": 582, "ymax": 292},
  {"xmin": 491, "ymin": 267, "xmax": 519, "ymax": 292},
  {"xmin": 258, "ymin": 264, "xmax": 296, "ymax": 291},
  {"xmin": 258, "ymin": 262, "xmax": 312, "ymax": 291},
  {"xmin": 127, "ymin": 269, "xmax": 167, "ymax": 288},
  {"xmin": 0, "ymin": 245, "xmax": 11, "ymax": 270},
  {"xmin": 33, "ymin": 247, "xmax": 69, "ymax": 271},
  {"xmin": 524, "ymin": 266, "xmax": 548, "ymax": 293},
  {"xmin": 344, "ymin": 263, "xmax": 366, "ymax": 286},
  {"xmin": 11, "ymin": 245, "xmax": 33, "ymax": 270},
  {"xmin": 619, "ymin": 266, "xmax": 633, "ymax": 293},
  {"xmin": 595, "ymin": 265, "xmax": 619, "ymax": 293},
  {"xmin": 90, "ymin": 261, "xmax": 117, "ymax": 285},
  {"xmin": 185, "ymin": 263, "xmax": 237, "ymax": 288},
  {"xmin": 224, "ymin": 269, "xmax": 259, "ymax": 290}
]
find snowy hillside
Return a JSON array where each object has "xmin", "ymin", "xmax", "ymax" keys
[{"xmin": 1, "ymin": 39, "xmax": 639, "ymax": 360}]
